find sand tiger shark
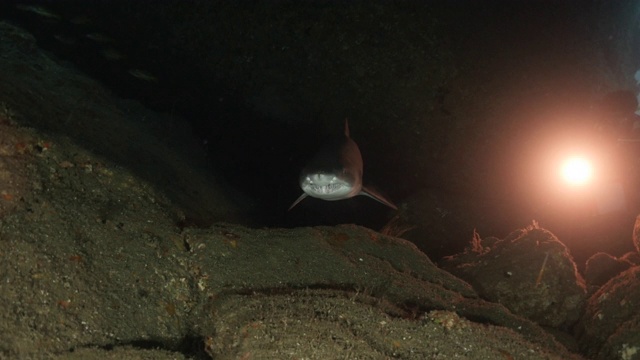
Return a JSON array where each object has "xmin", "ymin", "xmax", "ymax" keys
[{"xmin": 288, "ymin": 120, "xmax": 398, "ymax": 211}]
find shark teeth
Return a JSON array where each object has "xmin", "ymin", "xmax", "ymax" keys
[{"xmin": 310, "ymin": 183, "xmax": 344, "ymax": 194}]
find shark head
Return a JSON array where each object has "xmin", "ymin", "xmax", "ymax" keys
[{"xmin": 288, "ymin": 120, "xmax": 397, "ymax": 211}]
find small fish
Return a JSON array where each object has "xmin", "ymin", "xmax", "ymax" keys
[
  {"xmin": 53, "ymin": 34, "xmax": 76, "ymax": 45},
  {"xmin": 69, "ymin": 15, "xmax": 92, "ymax": 25},
  {"xmin": 289, "ymin": 120, "xmax": 397, "ymax": 210},
  {"xmin": 101, "ymin": 48, "xmax": 126, "ymax": 61},
  {"xmin": 85, "ymin": 33, "xmax": 115, "ymax": 43},
  {"xmin": 16, "ymin": 4, "xmax": 60, "ymax": 20},
  {"xmin": 128, "ymin": 69, "xmax": 158, "ymax": 82}
]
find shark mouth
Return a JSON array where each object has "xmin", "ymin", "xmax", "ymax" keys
[
  {"xmin": 301, "ymin": 173, "xmax": 357, "ymax": 200},
  {"xmin": 309, "ymin": 183, "xmax": 345, "ymax": 194}
]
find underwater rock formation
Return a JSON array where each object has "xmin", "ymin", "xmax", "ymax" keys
[
  {"xmin": 577, "ymin": 266, "xmax": 640, "ymax": 360},
  {"xmin": 441, "ymin": 224, "xmax": 587, "ymax": 330}
]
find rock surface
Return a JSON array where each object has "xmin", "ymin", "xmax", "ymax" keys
[
  {"xmin": 584, "ymin": 252, "xmax": 635, "ymax": 291},
  {"xmin": 585, "ymin": 208, "xmax": 640, "ymax": 360},
  {"xmin": 634, "ymin": 214, "xmax": 640, "ymax": 253},
  {"xmin": 577, "ymin": 266, "xmax": 640, "ymax": 360},
  {"xmin": 441, "ymin": 224, "xmax": 587, "ymax": 330}
]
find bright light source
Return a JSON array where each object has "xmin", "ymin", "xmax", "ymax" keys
[{"xmin": 561, "ymin": 156, "xmax": 593, "ymax": 186}]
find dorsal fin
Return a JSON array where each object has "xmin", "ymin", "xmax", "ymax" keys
[{"xmin": 344, "ymin": 118, "xmax": 350, "ymax": 137}]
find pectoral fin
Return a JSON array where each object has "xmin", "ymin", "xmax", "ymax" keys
[
  {"xmin": 360, "ymin": 186, "xmax": 398, "ymax": 210},
  {"xmin": 288, "ymin": 193, "xmax": 309, "ymax": 211}
]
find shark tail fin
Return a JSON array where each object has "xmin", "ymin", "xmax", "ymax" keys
[{"xmin": 288, "ymin": 193, "xmax": 309, "ymax": 211}]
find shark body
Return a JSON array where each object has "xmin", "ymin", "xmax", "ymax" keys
[{"xmin": 288, "ymin": 120, "xmax": 397, "ymax": 210}]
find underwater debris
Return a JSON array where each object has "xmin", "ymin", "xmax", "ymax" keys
[{"xmin": 535, "ymin": 252, "xmax": 550, "ymax": 287}]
